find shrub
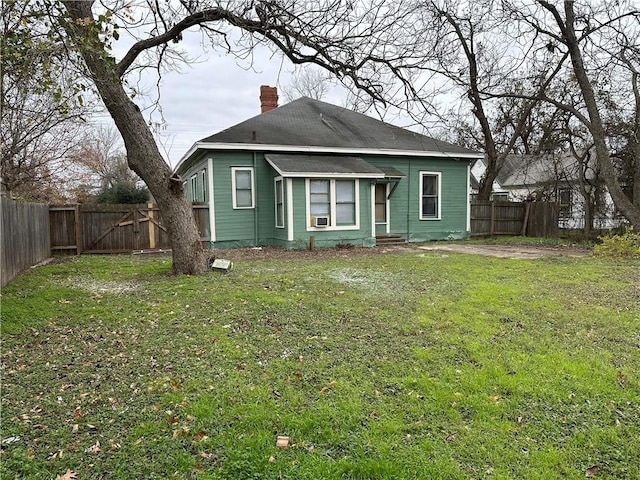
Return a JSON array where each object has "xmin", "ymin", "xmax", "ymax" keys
[
  {"xmin": 593, "ymin": 228, "xmax": 640, "ymax": 259},
  {"xmin": 97, "ymin": 182, "xmax": 150, "ymax": 204}
]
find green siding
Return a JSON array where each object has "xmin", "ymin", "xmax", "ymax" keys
[
  {"xmin": 287, "ymin": 178, "xmax": 375, "ymax": 249},
  {"xmin": 178, "ymin": 150, "xmax": 471, "ymax": 249},
  {"xmin": 212, "ymin": 153, "xmax": 258, "ymax": 244},
  {"xmin": 365, "ymin": 156, "xmax": 470, "ymax": 242}
]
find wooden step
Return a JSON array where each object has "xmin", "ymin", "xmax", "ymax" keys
[{"xmin": 375, "ymin": 234, "xmax": 407, "ymax": 245}]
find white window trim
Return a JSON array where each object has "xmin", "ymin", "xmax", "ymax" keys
[
  {"xmin": 305, "ymin": 178, "xmax": 360, "ymax": 231},
  {"xmin": 231, "ymin": 167, "xmax": 255, "ymax": 209},
  {"xmin": 190, "ymin": 174, "xmax": 198, "ymax": 203},
  {"xmin": 419, "ymin": 171, "xmax": 441, "ymax": 220},
  {"xmin": 208, "ymin": 158, "xmax": 216, "ymax": 242},
  {"xmin": 201, "ymin": 169, "xmax": 207, "ymax": 202},
  {"xmin": 286, "ymin": 179, "xmax": 294, "ymax": 241},
  {"xmin": 274, "ymin": 177, "xmax": 285, "ymax": 229}
]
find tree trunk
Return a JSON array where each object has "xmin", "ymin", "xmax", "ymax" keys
[
  {"xmin": 477, "ymin": 153, "xmax": 499, "ymax": 202},
  {"xmin": 631, "ymin": 71, "xmax": 640, "ymax": 209},
  {"xmin": 62, "ymin": 1, "xmax": 206, "ymax": 273},
  {"xmin": 561, "ymin": 1, "xmax": 640, "ymax": 231}
]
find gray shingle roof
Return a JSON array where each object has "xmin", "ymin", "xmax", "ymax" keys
[
  {"xmin": 265, "ymin": 154, "xmax": 384, "ymax": 177},
  {"xmin": 199, "ymin": 97, "xmax": 477, "ymax": 155}
]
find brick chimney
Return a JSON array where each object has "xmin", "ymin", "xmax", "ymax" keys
[{"xmin": 260, "ymin": 85, "xmax": 278, "ymax": 113}]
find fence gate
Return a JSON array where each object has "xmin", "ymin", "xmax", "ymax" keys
[
  {"xmin": 50, "ymin": 203, "xmax": 209, "ymax": 254},
  {"xmin": 80, "ymin": 204, "xmax": 169, "ymax": 253},
  {"xmin": 50, "ymin": 203, "xmax": 170, "ymax": 254}
]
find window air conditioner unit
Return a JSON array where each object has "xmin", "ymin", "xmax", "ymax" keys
[{"xmin": 314, "ymin": 216, "xmax": 329, "ymax": 227}]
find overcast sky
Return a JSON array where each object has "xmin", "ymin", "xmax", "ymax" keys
[{"xmin": 99, "ymin": 27, "xmax": 354, "ymax": 168}]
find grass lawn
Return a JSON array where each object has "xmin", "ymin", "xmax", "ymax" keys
[{"xmin": 1, "ymin": 249, "xmax": 639, "ymax": 479}]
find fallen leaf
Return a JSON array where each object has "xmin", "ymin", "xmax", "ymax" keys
[
  {"xmin": 48, "ymin": 450, "xmax": 63, "ymax": 460},
  {"xmin": 193, "ymin": 431, "xmax": 209, "ymax": 441},
  {"xmin": 55, "ymin": 469, "xmax": 77, "ymax": 480},
  {"xmin": 319, "ymin": 381, "xmax": 337, "ymax": 394},
  {"xmin": 586, "ymin": 465, "xmax": 600, "ymax": 477},
  {"xmin": 489, "ymin": 395, "xmax": 501, "ymax": 403},
  {"xmin": 200, "ymin": 451, "xmax": 214, "ymax": 459},
  {"xmin": 85, "ymin": 441, "xmax": 101, "ymax": 454}
]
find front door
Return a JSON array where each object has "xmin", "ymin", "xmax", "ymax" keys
[{"xmin": 375, "ymin": 183, "xmax": 389, "ymax": 235}]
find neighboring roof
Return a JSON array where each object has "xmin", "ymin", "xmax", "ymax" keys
[
  {"xmin": 176, "ymin": 97, "xmax": 481, "ymax": 172},
  {"xmin": 500, "ymin": 154, "xmax": 584, "ymax": 186},
  {"xmin": 265, "ymin": 154, "xmax": 384, "ymax": 178},
  {"xmin": 472, "ymin": 153, "xmax": 589, "ymax": 189}
]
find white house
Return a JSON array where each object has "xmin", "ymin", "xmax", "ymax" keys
[{"xmin": 471, "ymin": 154, "xmax": 628, "ymax": 230}]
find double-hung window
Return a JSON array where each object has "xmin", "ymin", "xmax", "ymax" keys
[
  {"xmin": 232, "ymin": 167, "xmax": 254, "ymax": 209},
  {"xmin": 307, "ymin": 178, "xmax": 359, "ymax": 229},
  {"xmin": 190, "ymin": 175, "xmax": 198, "ymax": 203},
  {"xmin": 420, "ymin": 172, "xmax": 441, "ymax": 220},
  {"xmin": 559, "ymin": 188, "xmax": 571, "ymax": 217},
  {"xmin": 275, "ymin": 178, "xmax": 284, "ymax": 228},
  {"xmin": 201, "ymin": 169, "xmax": 207, "ymax": 202},
  {"xmin": 309, "ymin": 180, "xmax": 330, "ymax": 218},
  {"xmin": 335, "ymin": 180, "xmax": 355, "ymax": 225}
]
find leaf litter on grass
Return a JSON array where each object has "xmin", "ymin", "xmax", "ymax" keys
[{"xmin": 2, "ymin": 252, "xmax": 639, "ymax": 479}]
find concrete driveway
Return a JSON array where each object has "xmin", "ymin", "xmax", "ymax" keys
[{"xmin": 418, "ymin": 243, "xmax": 591, "ymax": 259}]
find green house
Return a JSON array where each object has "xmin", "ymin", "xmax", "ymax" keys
[{"xmin": 175, "ymin": 95, "xmax": 481, "ymax": 249}]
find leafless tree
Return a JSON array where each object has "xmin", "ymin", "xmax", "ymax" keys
[
  {"xmin": 1, "ymin": 0, "xmax": 91, "ymax": 202},
  {"xmin": 407, "ymin": 1, "xmax": 570, "ymax": 201},
  {"xmin": 280, "ymin": 67, "xmax": 332, "ymax": 102},
  {"xmin": 499, "ymin": 0, "xmax": 640, "ymax": 229}
]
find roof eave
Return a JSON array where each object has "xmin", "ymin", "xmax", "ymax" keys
[{"xmin": 175, "ymin": 142, "xmax": 482, "ymax": 173}]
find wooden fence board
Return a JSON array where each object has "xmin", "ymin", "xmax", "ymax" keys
[
  {"xmin": 49, "ymin": 203, "xmax": 210, "ymax": 254},
  {"xmin": 470, "ymin": 201, "xmax": 558, "ymax": 237},
  {"xmin": 1, "ymin": 197, "xmax": 51, "ymax": 288}
]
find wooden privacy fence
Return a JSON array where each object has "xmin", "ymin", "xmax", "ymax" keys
[
  {"xmin": 1, "ymin": 197, "xmax": 51, "ymax": 288},
  {"xmin": 470, "ymin": 202, "xmax": 558, "ymax": 237},
  {"xmin": 50, "ymin": 203, "xmax": 209, "ymax": 254}
]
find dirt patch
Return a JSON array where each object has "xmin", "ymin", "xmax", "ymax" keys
[
  {"xmin": 205, "ymin": 244, "xmax": 413, "ymax": 262},
  {"xmin": 418, "ymin": 243, "xmax": 591, "ymax": 259},
  {"xmin": 206, "ymin": 242, "xmax": 590, "ymax": 261}
]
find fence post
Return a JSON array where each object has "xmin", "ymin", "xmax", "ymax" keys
[
  {"xmin": 148, "ymin": 202, "xmax": 156, "ymax": 249},
  {"xmin": 521, "ymin": 202, "xmax": 531, "ymax": 236},
  {"xmin": 74, "ymin": 204, "xmax": 82, "ymax": 255},
  {"xmin": 490, "ymin": 202, "xmax": 495, "ymax": 236}
]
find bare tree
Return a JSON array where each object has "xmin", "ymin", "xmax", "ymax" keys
[
  {"xmin": 280, "ymin": 67, "xmax": 332, "ymax": 102},
  {"xmin": 408, "ymin": 1, "xmax": 570, "ymax": 201},
  {"xmin": 72, "ymin": 126, "xmax": 130, "ymax": 189},
  {"xmin": 1, "ymin": 0, "xmax": 90, "ymax": 202},
  {"xmin": 501, "ymin": 0, "xmax": 640, "ymax": 229}
]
